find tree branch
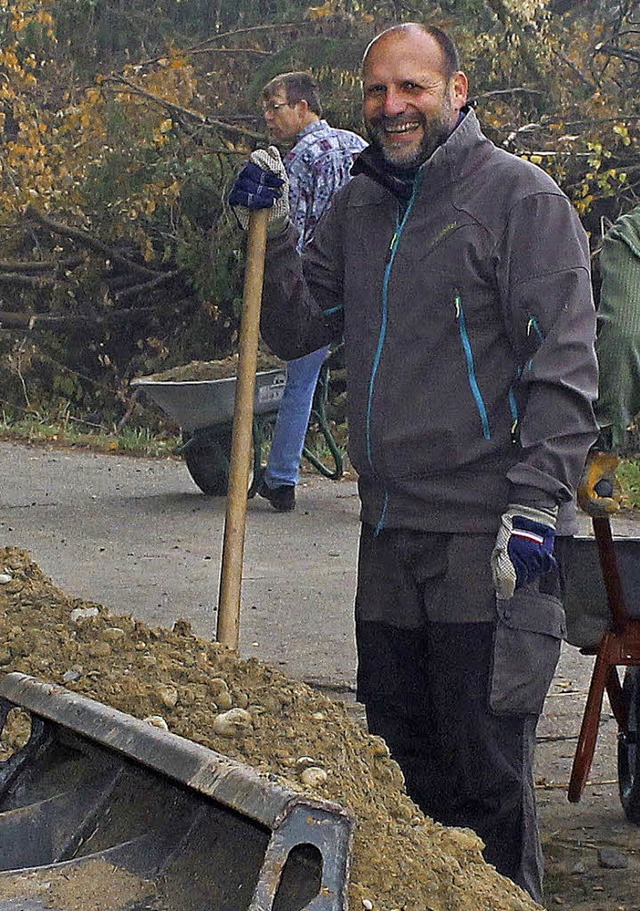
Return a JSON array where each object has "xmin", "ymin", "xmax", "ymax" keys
[
  {"xmin": 0, "ymin": 256, "xmax": 85, "ymax": 273},
  {"xmin": 114, "ymin": 269, "xmax": 185, "ymax": 303},
  {"xmin": 100, "ymin": 75, "xmax": 264, "ymax": 140},
  {"xmin": 24, "ymin": 207, "xmax": 160, "ymax": 279}
]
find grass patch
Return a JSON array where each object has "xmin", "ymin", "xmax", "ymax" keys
[
  {"xmin": 0, "ymin": 409, "xmax": 180, "ymax": 458},
  {"xmin": 618, "ymin": 459, "xmax": 640, "ymax": 509}
]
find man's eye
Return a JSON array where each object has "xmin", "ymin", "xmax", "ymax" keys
[{"xmin": 365, "ymin": 85, "xmax": 385, "ymax": 97}]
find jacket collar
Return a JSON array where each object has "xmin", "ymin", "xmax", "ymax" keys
[{"xmin": 352, "ymin": 107, "xmax": 484, "ymax": 201}]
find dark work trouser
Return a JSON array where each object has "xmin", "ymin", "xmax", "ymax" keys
[{"xmin": 355, "ymin": 525, "xmax": 567, "ymax": 904}]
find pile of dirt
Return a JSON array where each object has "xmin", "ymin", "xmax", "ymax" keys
[
  {"xmin": 0, "ymin": 546, "xmax": 540, "ymax": 911},
  {"xmin": 139, "ymin": 352, "xmax": 285, "ymax": 383}
]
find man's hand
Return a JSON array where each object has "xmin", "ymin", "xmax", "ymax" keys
[
  {"xmin": 229, "ymin": 146, "xmax": 290, "ymax": 236},
  {"xmin": 577, "ymin": 450, "xmax": 622, "ymax": 517},
  {"xmin": 491, "ymin": 504, "xmax": 558, "ymax": 601}
]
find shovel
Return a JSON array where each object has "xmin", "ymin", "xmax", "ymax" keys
[{"xmin": 216, "ymin": 207, "xmax": 270, "ymax": 650}]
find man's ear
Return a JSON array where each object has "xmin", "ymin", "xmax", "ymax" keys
[{"xmin": 450, "ymin": 71, "xmax": 469, "ymax": 111}]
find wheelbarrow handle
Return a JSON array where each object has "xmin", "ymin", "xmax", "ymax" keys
[{"xmin": 592, "ymin": 516, "xmax": 630, "ymax": 630}]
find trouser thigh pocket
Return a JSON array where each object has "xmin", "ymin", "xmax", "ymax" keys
[{"xmin": 490, "ymin": 587, "xmax": 567, "ymax": 715}]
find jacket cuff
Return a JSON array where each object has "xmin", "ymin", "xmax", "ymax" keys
[{"xmin": 508, "ymin": 485, "xmax": 560, "ymax": 513}]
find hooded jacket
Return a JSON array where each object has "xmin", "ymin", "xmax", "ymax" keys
[{"xmin": 261, "ymin": 109, "xmax": 599, "ymax": 534}]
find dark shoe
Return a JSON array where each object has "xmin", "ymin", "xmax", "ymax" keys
[{"xmin": 257, "ymin": 479, "xmax": 295, "ymax": 512}]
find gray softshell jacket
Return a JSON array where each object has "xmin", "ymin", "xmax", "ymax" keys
[{"xmin": 261, "ymin": 109, "xmax": 599, "ymax": 535}]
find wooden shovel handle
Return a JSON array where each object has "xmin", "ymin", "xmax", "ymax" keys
[{"xmin": 217, "ymin": 208, "xmax": 270, "ymax": 649}]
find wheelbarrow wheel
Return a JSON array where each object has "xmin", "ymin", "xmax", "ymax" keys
[
  {"xmin": 617, "ymin": 666, "xmax": 640, "ymax": 824},
  {"xmin": 183, "ymin": 428, "xmax": 232, "ymax": 497}
]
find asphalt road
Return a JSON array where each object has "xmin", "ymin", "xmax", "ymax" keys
[
  {"xmin": 2, "ymin": 437, "xmax": 640, "ymax": 908},
  {"xmin": 0, "ymin": 439, "xmax": 361, "ymax": 690}
]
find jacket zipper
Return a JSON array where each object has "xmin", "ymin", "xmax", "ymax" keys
[
  {"xmin": 368, "ymin": 180, "xmax": 421, "ymax": 535},
  {"xmin": 454, "ymin": 291, "xmax": 491, "ymax": 440}
]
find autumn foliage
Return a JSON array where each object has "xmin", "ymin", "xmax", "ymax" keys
[{"xmin": 0, "ymin": 0, "xmax": 638, "ymax": 427}]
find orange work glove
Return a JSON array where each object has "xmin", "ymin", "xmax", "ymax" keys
[{"xmin": 577, "ymin": 450, "xmax": 622, "ymax": 517}]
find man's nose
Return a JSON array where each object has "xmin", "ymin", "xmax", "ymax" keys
[{"xmin": 381, "ymin": 89, "xmax": 406, "ymax": 117}]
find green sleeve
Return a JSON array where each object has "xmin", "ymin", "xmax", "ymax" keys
[{"xmin": 595, "ymin": 207, "xmax": 640, "ymax": 450}]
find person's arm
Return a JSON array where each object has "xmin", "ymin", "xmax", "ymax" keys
[
  {"xmin": 577, "ymin": 212, "xmax": 640, "ymax": 515},
  {"xmin": 497, "ymin": 190, "xmax": 599, "ymax": 510},
  {"xmin": 260, "ymin": 192, "xmax": 346, "ymax": 360},
  {"xmin": 229, "ymin": 146, "xmax": 345, "ymax": 361},
  {"xmin": 594, "ymin": 215, "xmax": 640, "ymax": 448},
  {"xmin": 491, "ymin": 190, "xmax": 599, "ymax": 599}
]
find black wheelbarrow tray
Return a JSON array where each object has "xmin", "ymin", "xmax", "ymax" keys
[
  {"xmin": 0, "ymin": 672, "xmax": 354, "ymax": 911},
  {"xmin": 563, "ymin": 518, "xmax": 640, "ymax": 822},
  {"xmin": 131, "ymin": 363, "xmax": 343, "ymax": 497}
]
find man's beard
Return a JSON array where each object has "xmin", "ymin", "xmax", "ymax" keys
[{"xmin": 365, "ymin": 107, "xmax": 454, "ymax": 171}]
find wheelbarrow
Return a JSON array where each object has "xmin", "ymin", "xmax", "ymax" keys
[
  {"xmin": 563, "ymin": 517, "xmax": 640, "ymax": 822},
  {"xmin": 0, "ymin": 672, "xmax": 353, "ymax": 910},
  {"xmin": 131, "ymin": 358, "xmax": 344, "ymax": 497}
]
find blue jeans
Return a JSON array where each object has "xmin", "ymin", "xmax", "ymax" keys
[{"xmin": 264, "ymin": 345, "xmax": 329, "ymax": 488}]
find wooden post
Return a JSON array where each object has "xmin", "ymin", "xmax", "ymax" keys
[{"xmin": 216, "ymin": 208, "xmax": 270, "ymax": 649}]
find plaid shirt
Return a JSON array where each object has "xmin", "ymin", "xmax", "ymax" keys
[{"xmin": 284, "ymin": 119, "xmax": 366, "ymax": 252}]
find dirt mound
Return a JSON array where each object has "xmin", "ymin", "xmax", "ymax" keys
[
  {"xmin": 139, "ymin": 352, "xmax": 285, "ymax": 383},
  {"xmin": 0, "ymin": 546, "xmax": 540, "ymax": 911}
]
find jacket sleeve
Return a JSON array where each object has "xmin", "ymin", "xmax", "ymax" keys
[
  {"xmin": 260, "ymin": 193, "xmax": 346, "ymax": 361},
  {"xmin": 593, "ymin": 212, "xmax": 640, "ymax": 450},
  {"xmin": 497, "ymin": 190, "xmax": 599, "ymax": 509}
]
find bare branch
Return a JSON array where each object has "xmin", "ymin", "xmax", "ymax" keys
[
  {"xmin": 100, "ymin": 76, "xmax": 264, "ymax": 141},
  {"xmin": 24, "ymin": 207, "xmax": 159, "ymax": 279},
  {"xmin": 114, "ymin": 270, "xmax": 185, "ymax": 303}
]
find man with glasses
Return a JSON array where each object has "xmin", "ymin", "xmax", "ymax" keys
[{"xmin": 255, "ymin": 72, "xmax": 365, "ymax": 512}]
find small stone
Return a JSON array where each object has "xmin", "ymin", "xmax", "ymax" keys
[
  {"xmin": 102, "ymin": 627, "xmax": 126, "ymax": 641},
  {"xmin": 157, "ymin": 685, "xmax": 179, "ymax": 709},
  {"xmin": 89, "ymin": 642, "xmax": 111, "ymax": 658},
  {"xmin": 62, "ymin": 669, "xmax": 81, "ymax": 682},
  {"xmin": 570, "ymin": 861, "xmax": 588, "ymax": 875},
  {"xmin": 209, "ymin": 677, "xmax": 229, "ymax": 696},
  {"xmin": 0, "ymin": 574, "xmax": 12, "ymax": 584},
  {"xmin": 70, "ymin": 607, "xmax": 99, "ymax": 623},
  {"xmin": 300, "ymin": 767, "xmax": 328, "ymax": 787},
  {"xmin": 295, "ymin": 756, "xmax": 319, "ymax": 771},
  {"xmin": 212, "ymin": 708, "xmax": 253, "ymax": 737},
  {"xmin": 597, "ymin": 846, "xmax": 629, "ymax": 869},
  {"xmin": 362, "ymin": 900, "xmax": 374, "ymax": 910},
  {"xmin": 215, "ymin": 690, "xmax": 234, "ymax": 711},
  {"xmin": 144, "ymin": 715, "xmax": 169, "ymax": 730}
]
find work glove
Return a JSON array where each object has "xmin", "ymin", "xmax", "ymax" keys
[
  {"xmin": 577, "ymin": 450, "xmax": 622, "ymax": 517},
  {"xmin": 491, "ymin": 504, "xmax": 558, "ymax": 601},
  {"xmin": 228, "ymin": 146, "xmax": 290, "ymax": 238}
]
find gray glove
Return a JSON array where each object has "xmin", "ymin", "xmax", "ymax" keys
[
  {"xmin": 491, "ymin": 504, "xmax": 558, "ymax": 601},
  {"xmin": 229, "ymin": 146, "xmax": 290, "ymax": 238}
]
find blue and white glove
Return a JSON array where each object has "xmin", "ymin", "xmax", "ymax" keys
[
  {"xmin": 228, "ymin": 146, "xmax": 290, "ymax": 237},
  {"xmin": 491, "ymin": 504, "xmax": 558, "ymax": 601}
]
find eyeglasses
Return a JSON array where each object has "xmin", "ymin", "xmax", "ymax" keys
[{"xmin": 263, "ymin": 101, "xmax": 292, "ymax": 115}]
